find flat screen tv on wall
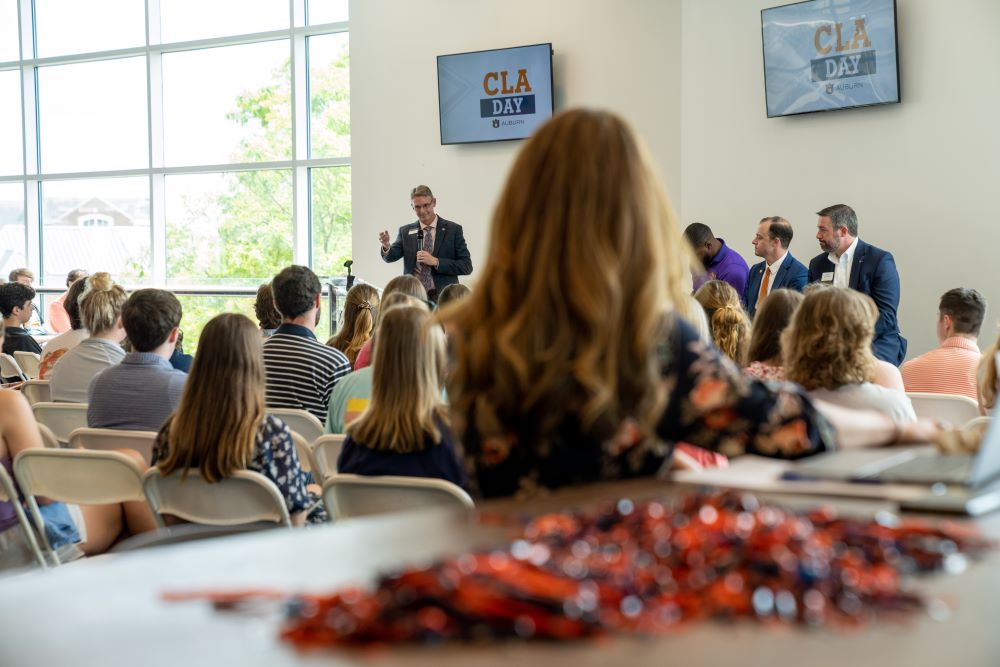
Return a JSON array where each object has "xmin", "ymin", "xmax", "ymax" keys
[
  {"xmin": 437, "ymin": 43, "xmax": 554, "ymax": 145},
  {"xmin": 761, "ymin": 0, "xmax": 900, "ymax": 118}
]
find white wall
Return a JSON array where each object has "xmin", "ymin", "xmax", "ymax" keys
[
  {"xmin": 350, "ymin": 0, "xmax": 683, "ymax": 290},
  {"xmin": 681, "ymin": 0, "xmax": 1000, "ymax": 356}
]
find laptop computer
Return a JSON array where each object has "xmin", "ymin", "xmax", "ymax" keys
[{"xmin": 787, "ymin": 415, "xmax": 1000, "ymax": 514}]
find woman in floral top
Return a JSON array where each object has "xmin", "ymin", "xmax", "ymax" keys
[
  {"xmin": 442, "ymin": 109, "xmax": 935, "ymax": 499},
  {"xmin": 152, "ymin": 313, "xmax": 325, "ymax": 524}
]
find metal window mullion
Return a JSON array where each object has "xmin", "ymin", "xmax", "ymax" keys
[
  {"xmin": 19, "ymin": 0, "xmax": 41, "ymax": 278},
  {"xmin": 147, "ymin": 0, "xmax": 166, "ymax": 285},
  {"xmin": 291, "ymin": 28, "xmax": 309, "ymax": 266}
]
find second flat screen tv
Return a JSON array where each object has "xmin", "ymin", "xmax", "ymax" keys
[
  {"xmin": 761, "ymin": 0, "xmax": 899, "ymax": 118},
  {"xmin": 437, "ymin": 43, "xmax": 554, "ymax": 145}
]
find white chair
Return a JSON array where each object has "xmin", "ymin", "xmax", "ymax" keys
[
  {"xmin": 142, "ymin": 469, "xmax": 292, "ymax": 528},
  {"xmin": 13, "ymin": 449, "xmax": 147, "ymax": 566},
  {"xmin": 69, "ymin": 428, "xmax": 158, "ymax": 465},
  {"xmin": 311, "ymin": 434, "xmax": 346, "ymax": 481},
  {"xmin": 322, "ymin": 474, "xmax": 474, "ymax": 521},
  {"xmin": 289, "ymin": 431, "xmax": 320, "ymax": 477},
  {"xmin": 37, "ymin": 423, "xmax": 60, "ymax": 449},
  {"xmin": 964, "ymin": 416, "xmax": 991, "ymax": 437},
  {"xmin": 906, "ymin": 392, "xmax": 981, "ymax": 425},
  {"xmin": 267, "ymin": 409, "xmax": 324, "ymax": 443},
  {"xmin": 31, "ymin": 402, "xmax": 88, "ymax": 445},
  {"xmin": 0, "ymin": 463, "xmax": 47, "ymax": 568},
  {"xmin": 13, "ymin": 351, "xmax": 40, "ymax": 379},
  {"xmin": 20, "ymin": 379, "xmax": 51, "ymax": 406},
  {"xmin": 0, "ymin": 353, "xmax": 27, "ymax": 382}
]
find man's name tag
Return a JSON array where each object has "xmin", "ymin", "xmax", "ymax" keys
[
  {"xmin": 821, "ymin": 271, "xmax": 834, "ymax": 283},
  {"xmin": 408, "ymin": 229, "xmax": 419, "ymax": 235}
]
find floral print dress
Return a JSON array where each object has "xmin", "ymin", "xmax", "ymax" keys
[
  {"xmin": 152, "ymin": 415, "xmax": 327, "ymax": 524},
  {"xmin": 464, "ymin": 318, "xmax": 835, "ymax": 498}
]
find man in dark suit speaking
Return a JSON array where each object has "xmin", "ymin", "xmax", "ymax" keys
[
  {"xmin": 808, "ymin": 204, "xmax": 907, "ymax": 366},
  {"xmin": 742, "ymin": 216, "xmax": 808, "ymax": 318},
  {"xmin": 379, "ymin": 185, "xmax": 472, "ymax": 300}
]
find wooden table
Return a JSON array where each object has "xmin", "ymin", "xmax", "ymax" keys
[{"xmin": 1, "ymin": 479, "xmax": 998, "ymax": 667}]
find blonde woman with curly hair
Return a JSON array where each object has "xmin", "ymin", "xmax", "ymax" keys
[
  {"xmin": 327, "ymin": 283, "xmax": 379, "ymax": 366},
  {"xmin": 50, "ymin": 272, "xmax": 128, "ymax": 403},
  {"xmin": 440, "ymin": 109, "xmax": 857, "ymax": 498},
  {"xmin": 694, "ymin": 279, "xmax": 752, "ymax": 366},
  {"xmin": 783, "ymin": 287, "xmax": 915, "ymax": 423}
]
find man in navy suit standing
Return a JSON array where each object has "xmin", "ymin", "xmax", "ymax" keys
[
  {"xmin": 379, "ymin": 185, "xmax": 473, "ymax": 301},
  {"xmin": 807, "ymin": 204, "xmax": 907, "ymax": 365},
  {"xmin": 742, "ymin": 216, "xmax": 808, "ymax": 318}
]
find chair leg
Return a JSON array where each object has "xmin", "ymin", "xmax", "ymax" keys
[
  {"xmin": 26, "ymin": 497, "xmax": 61, "ymax": 567},
  {"xmin": 12, "ymin": 504, "xmax": 47, "ymax": 569}
]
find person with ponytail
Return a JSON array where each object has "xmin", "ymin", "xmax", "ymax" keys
[
  {"xmin": 50, "ymin": 272, "xmax": 128, "ymax": 403},
  {"xmin": 153, "ymin": 313, "xmax": 326, "ymax": 525},
  {"xmin": 327, "ymin": 283, "xmax": 379, "ymax": 367},
  {"xmin": 694, "ymin": 279, "xmax": 752, "ymax": 366}
]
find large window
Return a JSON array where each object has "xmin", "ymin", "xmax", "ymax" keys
[
  {"xmin": 41, "ymin": 177, "xmax": 151, "ymax": 285},
  {"xmin": 37, "ymin": 57, "xmax": 149, "ymax": 173},
  {"xmin": 162, "ymin": 41, "xmax": 291, "ymax": 166},
  {"xmin": 1, "ymin": 0, "xmax": 350, "ymax": 351}
]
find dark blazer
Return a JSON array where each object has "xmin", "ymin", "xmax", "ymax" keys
[
  {"xmin": 742, "ymin": 252, "xmax": 808, "ymax": 318},
  {"xmin": 382, "ymin": 217, "xmax": 473, "ymax": 293},
  {"xmin": 807, "ymin": 239, "xmax": 907, "ymax": 366}
]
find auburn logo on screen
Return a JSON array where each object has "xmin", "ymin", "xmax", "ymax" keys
[{"xmin": 479, "ymin": 69, "xmax": 537, "ymax": 120}]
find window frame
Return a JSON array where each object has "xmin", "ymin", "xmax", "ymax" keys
[{"xmin": 0, "ymin": 0, "xmax": 349, "ymax": 291}]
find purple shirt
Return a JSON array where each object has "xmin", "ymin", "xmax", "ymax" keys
[{"xmin": 693, "ymin": 238, "xmax": 750, "ymax": 296}]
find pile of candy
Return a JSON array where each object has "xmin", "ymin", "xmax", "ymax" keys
[{"xmin": 175, "ymin": 493, "xmax": 993, "ymax": 646}]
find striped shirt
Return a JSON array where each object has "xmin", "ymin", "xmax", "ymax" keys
[
  {"xmin": 901, "ymin": 336, "xmax": 981, "ymax": 402},
  {"xmin": 263, "ymin": 323, "xmax": 351, "ymax": 424}
]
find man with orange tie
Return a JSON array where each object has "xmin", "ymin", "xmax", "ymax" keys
[
  {"xmin": 742, "ymin": 216, "xmax": 808, "ymax": 318},
  {"xmin": 379, "ymin": 185, "xmax": 472, "ymax": 302}
]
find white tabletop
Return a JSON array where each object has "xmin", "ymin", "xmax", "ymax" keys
[{"xmin": 1, "ymin": 480, "xmax": 998, "ymax": 667}]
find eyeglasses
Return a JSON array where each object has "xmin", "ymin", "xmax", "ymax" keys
[{"xmin": 412, "ymin": 202, "xmax": 435, "ymax": 211}]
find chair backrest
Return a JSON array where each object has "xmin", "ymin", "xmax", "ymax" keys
[
  {"xmin": 267, "ymin": 409, "xmax": 324, "ymax": 443},
  {"xmin": 69, "ymin": 427, "xmax": 158, "ymax": 465},
  {"xmin": 289, "ymin": 431, "xmax": 318, "ymax": 476},
  {"xmin": 20, "ymin": 379, "xmax": 51, "ymax": 406},
  {"xmin": 0, "ymin": 353, "xmax": 27, "ymax": 382},
  {"xmin": 322, "ymin": 474, "xmax": 474, "ymax": 521},
  {"xmin": 964, "ymin": 416, "xmax": 992, "ymax": 436},
  {"xmin": 37, "ymin": 423, "xmax": 60, "ymax": 449},
  {"xmin": 311, "ymin": 434, "xmax": 346, "ymax": 481},
  {"xmin": 14, "ymin": 448, "xmax": 148, "ymax": 566},
  {"xmin": 906, "ymin": 392, "xmax": 981, "ymax": 425},
  {"xmin": 14, "ymin": 449, "xmax": 148, "ymax": 505},
  {"xmin": 0, "ymin": 463, "xmax": 47, "ymax": 568},
  {"xmin": 13, "ymin": 351, "xmax": 40, "ymax": 379},
  {"xmin": 142, "ymin": 469, "xmax": 292, "ymax": 528},
  {"xmin": 31, "ymin": 402, "xmax": 88, "ymax": 444}
]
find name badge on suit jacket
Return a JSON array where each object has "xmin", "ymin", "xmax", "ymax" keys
[
  {"xmin": 408, "ymin": 229, "xmax": 418, "ymax": 235},
  {"xmin": 821, "ymin": 271, "xmax": 834, "ymax": 283}
]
